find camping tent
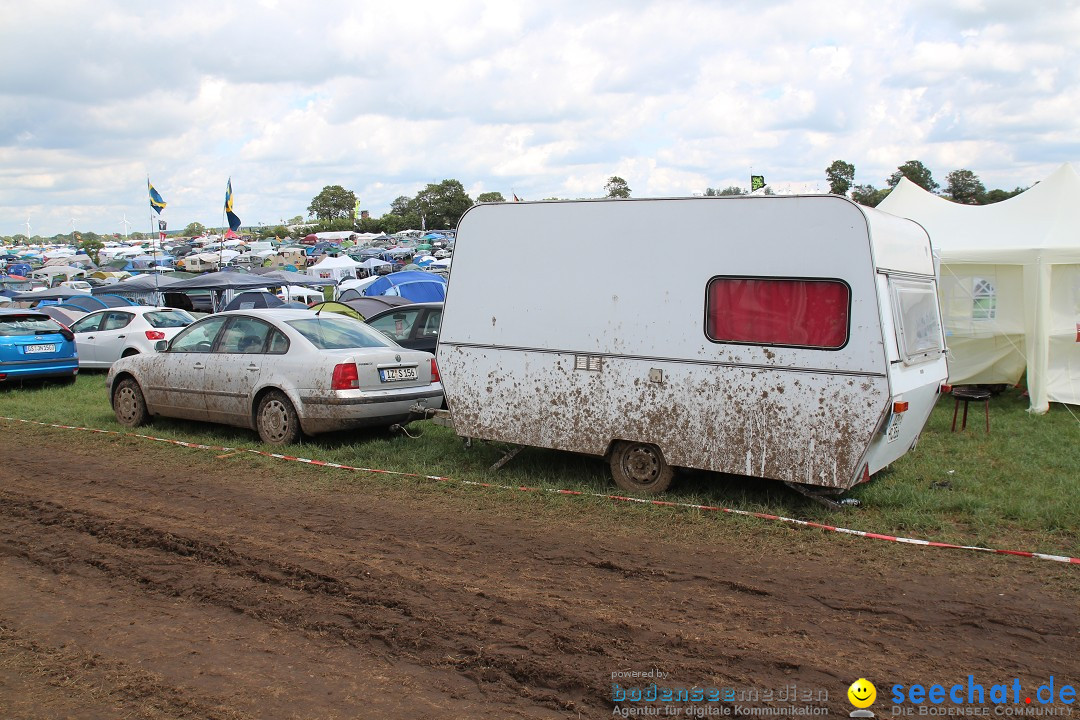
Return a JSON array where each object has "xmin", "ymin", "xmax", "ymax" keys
[
  {"xmin": 308, "ymin": 296, "xmax": 413, "ymax": 321},
  {"xmin": 363, "ymin": 270, "xmax": 447, "ymax": 302},
  {"xmin": 878, "ymin": 163, "xmax": 1080, "ymax": 412},
  {"xmin": 307, "ymin": 255, "xmax": 360, "ymax": 282},
  {"xmin": 222, "ymin": 292, "xmax": 284, "ymax": 311}
]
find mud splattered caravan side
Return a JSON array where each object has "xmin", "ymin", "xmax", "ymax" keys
[{"xmin": 437, "ymin": 196, "xmax": 947, "ymax": 495}]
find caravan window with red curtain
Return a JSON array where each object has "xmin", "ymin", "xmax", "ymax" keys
[{"xmin": 706, "ymin": 277, "xmax": 850, "ymax": 349}]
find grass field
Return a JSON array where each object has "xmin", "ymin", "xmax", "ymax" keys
[{"xmin": 2, "ymin": 371, "xmax": 1078, "ymax": 558}]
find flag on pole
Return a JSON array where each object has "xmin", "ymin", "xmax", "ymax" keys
[
  {"xmin": 354, "ymin": 198, "xmax": 361, "ymax": 218},
  {"xmin": 751, "ymin": 175, "xmax": 766, "ymax": 192},
  {"xmin": 224, "ymin": 178, "xmax": 242, "ymax": 231},
  {"xmin": 148, "ymin": 180, "xmax": 167, "ymax": 214},
  {"xmin": 513, "ymin": 193, "xmax": 521, "ymax": 202}
]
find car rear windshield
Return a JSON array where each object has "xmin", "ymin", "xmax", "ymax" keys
[
  {"xmin": 287, "ymin": 317, "xmax": 395, "ymax": 350},
  {"xmin": 144, "ymin": 309, "xmax": 195, "ymax": 328},
  {"xmin": 0, "ymin": 315, "xmax": 64, "ymax": 337}
]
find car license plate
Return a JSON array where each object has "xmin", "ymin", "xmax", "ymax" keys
[
  {"xmin": 380, "ymin": 367, "xmax": 417, "ymax": 382},
  {"xmin": 25, "ymin": 344, "xmax": 56, "ymax": 354}
]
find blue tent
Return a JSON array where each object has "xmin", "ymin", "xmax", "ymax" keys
[
  {"xmin": 363, "ymin": 270, "xmax": 447, "ymax": 302},
  {"xmin": 50, "ymin": 294, "xmax": 137, "ymax": 312}
]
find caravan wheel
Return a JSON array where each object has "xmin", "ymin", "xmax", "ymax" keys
[{"xmin": 609, "ymin": 441, "xmax": 674, "ymax": 495}]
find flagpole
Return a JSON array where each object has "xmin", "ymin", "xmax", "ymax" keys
[{"xmin": 148, "ymin": 176, "xmax": 159, "ymax": 297}]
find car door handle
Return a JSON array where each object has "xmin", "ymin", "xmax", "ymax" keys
[
  {"xmin": 86, "ymin": 335, "xmax": 94, "ymax": 339},
  {"xmin": 246, "ymin": 364, "xmax": 259, "ymax": 372},
  {"xmin": 117, "ymin": 335, "xmax": 125, "ymax": 339},
  {"xmin": 193, "ymin": 362, "xmax": 205, "ymax": 370}
]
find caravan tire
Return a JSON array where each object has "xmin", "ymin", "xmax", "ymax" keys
[{"xmin": 609, "ymin": 441, "xmax": 674, "ymax": 495}]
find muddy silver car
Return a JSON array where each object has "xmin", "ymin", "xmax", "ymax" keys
[{"xmin": 107, "ymin": 309, "xmax": 443, "ymax": 444}]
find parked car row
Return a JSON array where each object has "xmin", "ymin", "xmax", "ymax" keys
[
  {"xmin": 3, "ymin": 299, "xmax": 447, "ymax": 447},
  {"xmin": 108, "ymin": 309, "xmax": 443, "ymax": 444}
]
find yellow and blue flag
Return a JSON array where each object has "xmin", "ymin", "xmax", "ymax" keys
[
  {"xmin": 224, "ymin": 178, "xmax": 241, "ymax": 231},
  {"xmin": 148, "ymin": 180, "xmax": 167, "ymax": 214}
]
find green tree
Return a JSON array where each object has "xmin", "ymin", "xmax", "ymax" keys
[
  {"xmin": 477, "ymin": 191, "xmax": 505, "ymax": 203},
  {"xmin": 887, "ymin": 160, "xmax": 939, "ymax": 192},
  {"xmin": 183, "ymin": 221, "xmax": 206, "ymax": 237},
  {"xmin": 851, "ymin": 184, "xmax": 890, "ymax": 207},
  {"xmin": 717, "ymin": 186, "xmax": 746, "ymax": 196},
  {"xmin": 981, "ymin": 186, "xmax": 1027, "ymax": 204},
  {"xmin": 944, "ymin": 169, "xmax": 986, "ymax": 205},
  {"xmin": 78, "ymin": 236, "xmax": 104, "ymax": 264},
  {"xmin": 825, "ymin": 160, "xmax": 856, "ymax": 196},
  {"xmin": 389, "ymin": 195, "xmax": 415, "ymax": 216},
  {"xmin": 415, "ymin": 179, "xmax": 473, "ymax": 229},
  {"xmin": 307, "ymin": 185, "xmax": 357, "ymax": 222},
  {"xmin": 288, "ymin": 215, "xmax": 304, "ymax": 225},
  {"xmin": 374, "ymin": 213, "xmax": 407, "ymax": 234},
  {"xmin": 605, "ymin": 176, "xmax": 631, "ymax": 198}
]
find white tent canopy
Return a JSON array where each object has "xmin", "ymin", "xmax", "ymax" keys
[
  {"xmin": 307, "ymin": 254, "xmax": 360, "ymax": 281},
  {"xmin": 878, "ymin": 163, "xmax": 1080, "ymax": 412}
]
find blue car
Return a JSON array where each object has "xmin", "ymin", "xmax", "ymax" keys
[{"xmin": 0, "ymin": 308, "xmax": 79, "ymax": 384}]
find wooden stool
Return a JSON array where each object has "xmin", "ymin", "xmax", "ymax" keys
[{"xmin": 951, "ymin": 388, "xmax": 991, "ymax": 433}]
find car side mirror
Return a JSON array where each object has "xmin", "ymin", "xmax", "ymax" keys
[{"xmin": 155, "ymin": 340, "xmax": 169, "ymax": 352}]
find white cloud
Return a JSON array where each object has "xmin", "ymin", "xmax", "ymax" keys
[{"xmin": 1, "ymin": 0, "xmax": 1079, "ymax": 236}]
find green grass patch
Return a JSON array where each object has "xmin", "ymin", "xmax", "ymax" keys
[{"xmin": 2, "ymin": 373, "xmax": 1078, "ymax": 558}]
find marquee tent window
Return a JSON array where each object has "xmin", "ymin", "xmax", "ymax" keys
[{"xmin": 971, "ymin": 278, "xmax": 997, "ymax": 321}]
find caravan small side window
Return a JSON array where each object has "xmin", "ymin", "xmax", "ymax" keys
[
  {"xmin": 705, "ymin": 277, "xmax": 850, "ymax": 349},
  {"xmin": 890, "ymin": 278, "xmax": 944, "ymax": 364}
]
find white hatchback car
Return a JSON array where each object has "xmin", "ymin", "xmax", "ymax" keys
[
  {"xmin": 70, "ymin": 306, "xmax": 196, "ymax": 368},
  {"xmin": 107, "ymin": 309, "xmax": 443, "ymax": 444}
]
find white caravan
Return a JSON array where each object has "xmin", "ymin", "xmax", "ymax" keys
[{"xmin": 436, "ymin": 196, "xmax": 949, "ymax": 496}]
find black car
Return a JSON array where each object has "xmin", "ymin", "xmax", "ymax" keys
[{"xmin": 364, "ymin": 301, "xmax": 443, "ymax": 354}]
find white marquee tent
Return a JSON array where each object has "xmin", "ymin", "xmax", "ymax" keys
[
  {"xmin": 306, "ymin": 254, "xmax": 360, "ymax": 282},
  {"xmin": 878, "ymin": 163, "xmax": 1080, "ymax": 413}
]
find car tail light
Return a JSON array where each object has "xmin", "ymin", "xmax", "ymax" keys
[
  {"xmin": 59, "ymin": 326, "xmax": 74, "ymax": 341},
  {"xmin": 331, "ymin": 362, "xmax": 359, "ymax": 390},
  {"xmin": 145, "ymin": 330, "xmax": 166, "ymax": 340},
  {"xmin": 430, "ymin": 358, "xmax": 440, "ymax": 384},
  {"xmin": 940, "ymin": 383, "xmax": 952, "ymax": 394}
]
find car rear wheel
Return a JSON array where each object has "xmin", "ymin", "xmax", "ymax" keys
[
  {"xmin": 609, "ymin": 440, "xmax": 674, "ymax": 495},
  {"xmin": 113, "ymin": 378, "xmax": 149, "ymax": 427},
  {"xmin": 256, "ymin": 390, "xmax": 301, "ymax": 445}
]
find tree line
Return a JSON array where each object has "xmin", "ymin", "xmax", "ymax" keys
[
  {"xmin": 0, "ymin": 167, "xmax": 1031, "ymax": 246},
  {"xmin": 823, "ymin": 160, "xmax": 1027, "ymax": 207}
]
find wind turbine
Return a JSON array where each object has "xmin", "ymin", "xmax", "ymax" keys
[
  {"xmin": 25, "ymin": 216, "xmax": 31, "ymax": 239},
  {"xmin": 120, "ymin": 213, "xmax": 131, "ymax": 239}
]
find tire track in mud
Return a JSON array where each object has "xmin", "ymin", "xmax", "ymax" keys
[
  {"xmin": 0, "ymin": 623, "xmax": 252, "ymax": 720},
  {"xmin": 1, "ymin": 431, "xmax": 1077, "ymax": 718},
  {"xmin": 0, "ymin": 487, "xmax": 873, "ymax": 715},
  {"xmin": 1, "ymin": 490, "xmax": 754, "ymax": 714}
]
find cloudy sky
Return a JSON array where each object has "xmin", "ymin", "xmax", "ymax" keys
[{"xmin": 2, "ymin": 0, "xmax": 1079, "ymax": 238}]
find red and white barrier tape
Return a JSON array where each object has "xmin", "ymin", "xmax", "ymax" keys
[{"xmin": 3, "ymin": 416, "xmax": 1077, "ymax": 565}]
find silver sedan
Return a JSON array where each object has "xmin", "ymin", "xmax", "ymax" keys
[{"xmin": 107, "ymin": 309, "xmax": 443, "ymax": 444}]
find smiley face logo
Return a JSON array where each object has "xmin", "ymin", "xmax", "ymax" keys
[{"xmin": 848, "ymin": 678, "xmax": 876, "ymax": 709}]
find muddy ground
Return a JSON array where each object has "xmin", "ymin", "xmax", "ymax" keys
[{"xmin": 0, "ymin": 424, "xmax": 1077, "ymax": 719}]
